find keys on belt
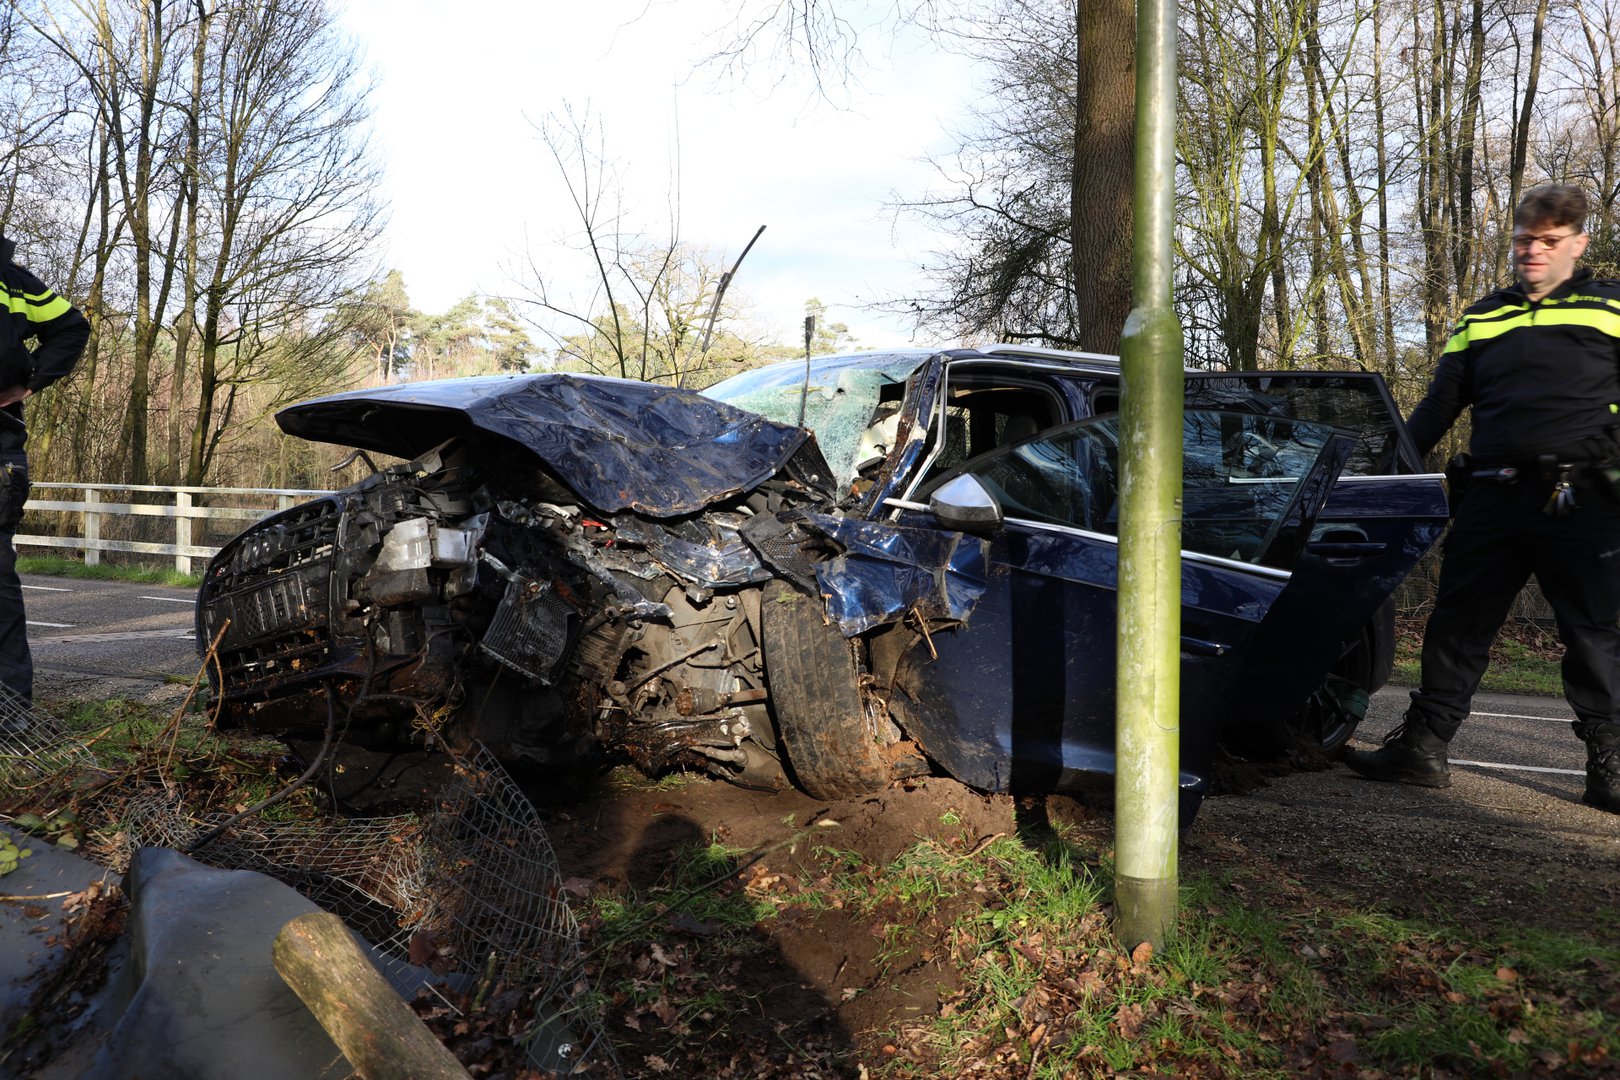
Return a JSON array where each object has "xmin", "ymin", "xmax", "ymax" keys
[
  {"xmin": 1467, "ymin": 457, "xmax": 1580, "ymax": 515},
  {"xmin": 1546, "ymin": 467, "xmax": 1577, "ymax": 516}
]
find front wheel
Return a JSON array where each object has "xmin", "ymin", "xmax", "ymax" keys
[{"xmin": 760, "ymin": 580, "xmax": 892, "ymax": 799}]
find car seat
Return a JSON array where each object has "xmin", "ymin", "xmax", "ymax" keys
[{"xmin": 999, "ymin": 413, "xmax": 1040, "ymax": 446}]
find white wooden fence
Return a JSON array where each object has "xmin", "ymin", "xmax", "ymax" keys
[{"xmin": 17, "ymin": 482, "xmax": 331, "ymax": 575}]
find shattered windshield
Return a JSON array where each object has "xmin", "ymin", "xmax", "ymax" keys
[{"xmin": 704, "ymin": 352, "xmax": 932, "ymax": 484}]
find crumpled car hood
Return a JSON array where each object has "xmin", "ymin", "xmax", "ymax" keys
[{"xmin": 277, "ymin": 374, "xmax": 819, "ymax": 517}]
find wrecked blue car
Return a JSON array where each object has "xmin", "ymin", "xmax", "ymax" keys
[{"xmin": 196, "ymin": 347, "xmax": 1448, "ymax": 815}]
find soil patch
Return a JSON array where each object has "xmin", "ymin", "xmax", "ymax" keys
[{"xmin": 538, "ymin": 753, "xmax": 1620, "ymax": 1077}]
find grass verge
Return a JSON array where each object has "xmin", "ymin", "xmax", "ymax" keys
[
  {"xmin": 578, "ymin": 809, "xmax": 1620, "ymax": 1078},
  {"xmin": 3, "ymin": 698, "xmax": 298, "ymax": 862},
  {"xmin": 18, "ymin": 554, "xmax": 201, "ymax": 589},
  {"xmin": 1392, "ymin": 614, "xmax": 1563, "ymax": 696},
  {"xmin": 9, "ymin": 698, "xmax": 1617, "ymax": 1078}
]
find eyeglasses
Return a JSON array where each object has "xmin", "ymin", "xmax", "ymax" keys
[{"xmin": 1511, "ymin": 232, "xmax": 1578, "ymax": 252}]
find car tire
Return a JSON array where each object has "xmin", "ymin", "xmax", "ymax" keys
[
  {"xmin": 1227, "ymin": 600, "xmax": 1391, "ymax": 759},
  {"xmin": 1278, "ymin": 616, "xmax": 1383, "ymax": 755},
  {"xmin": 760, "ymin": 579, "xmax": 892, "ymax": 799}
]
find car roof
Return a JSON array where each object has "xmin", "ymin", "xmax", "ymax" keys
[
  {"xmin": 704, "ymin": 345, "xmax": 1141, "ymax": 401},
  {"xmin": 972, "ymin": 344, "xmax": 1124, "ymax": 371}
]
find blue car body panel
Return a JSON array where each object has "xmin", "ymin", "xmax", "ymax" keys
[
  {"xmin": 879, "ymin": 520, "xmax": 1295, "ymax": 797},
  {"xmin": 709, "ymin": 351, "xmax": 1447, "ymax": 799},
  {"xmin": 794, "ymin": 512, "xmax": 991, "ymax": 636}
]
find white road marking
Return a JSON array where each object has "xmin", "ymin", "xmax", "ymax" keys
[
  {"xmin": 1452, "ymin": 758, "xmax": 1584, "ymax": 777},
  {"xmin": 21, "ymin": 584, "xmax": 70, "ymax": 592},
  {"xmin": 140, "ymin": 596, "xmax": 195, "ymax": 604},
  {"xmin": 31, "ymin": 629, "xmax": 194, "ymax": 644},
  {"xmin": 27, "ymin": 620, "xmax": 74, "ymax": 628},
  {"xmin": 1472, "ymin": 710, "xmax": 1573, "ymax": 724}
]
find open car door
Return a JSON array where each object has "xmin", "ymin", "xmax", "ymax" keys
[{"xmin": 1180, "ymin": 372, "xmax": 1450, "ymax": 751}]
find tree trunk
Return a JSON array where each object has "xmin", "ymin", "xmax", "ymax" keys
[
  {"xmin": 1307, "ymin": 8, "xmax": 1373, "ymax": 369},
  {"xmin": 1258, "ymin": 6, "xmax": 1290, "ymax": 366},
  {"xmin": 1509, "ymin": 0, "xmax": 1550, "ymax": 220},
  {"xmin": 1071, "ymin": 0, "xmax": 1135, "ymax": 353},
  {"xmin": 1372, "ymin": 0, "xmax": 1395, "ymax": 373},
  {"xmin": 1454, "ymin": 0, "xmax": 1486, "ymax": 300},
  {"xmin": 169, "ymin": 0, "xmax": 211, "ymax": 485},
  {"xmin": 1415, "ymin": 0, "xmax": 1453, "ymax": 357}
]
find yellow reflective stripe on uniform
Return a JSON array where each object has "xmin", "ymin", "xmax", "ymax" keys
[
  {"xmin": 1, "ymin": 287, "xmax": 70, "ymax": 323},
  {"xmin": 1458, "ymin": 312, "xmax": 1529, "ymax": 346},
  {"xmin": 1445, "ymin": 303, "xmax": 1528, "ymax": 351},
  {"xmin": 1445, "ymin": 293, "xmax": 1620, "ymax": 349},
  {"xmin": 1532, "ymin": 301, "xmax": 1620, "ymax": 337}
]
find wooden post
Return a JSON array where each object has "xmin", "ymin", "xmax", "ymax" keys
[
  {"xmin": 83, "ymin": 486, "xmax": 101, "ymax": 566},
  {"xmin": 272, "ymin": 910, "xmax": 471, "ymax": 1080},
  {"xmin": 175, "ymin": 490, "xmax": 193, "ymax": 575}
]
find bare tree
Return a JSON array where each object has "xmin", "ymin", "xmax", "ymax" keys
[
  {"xmin": 21, "ymin": 0, "xmax": 382, "ymax": 485},
  {"xmin": 1510, "ymin": 0, "xmax": 1552, "ymax": 219},
  {"xmin": 27, "ymin": 0, "xmax": 190, "ymax": 484},
  {"xmin": 0, "ymin": 4, "xmax": 116, "ymax": 476},
  {"xmin": 177, "ymin": 0, "xmax": 382, "ymax": 484},
  {"xmin": 701, "ymin": 1, "xmax": 939, "ymax": 102},
  {"xmin": 1566, "ymin": 0, "xmax": 1620, "ymax": 261},
  {"xmin": 516, "ymin": 107, "xmax": 769, "ymax": 387},
  {"xmin": 702, "ymin": 0, "xmax": 1139, "ymax": 348},
  {"xmin": 887, "ymin": 0, "xmax": 1081, "ymax": 343}
]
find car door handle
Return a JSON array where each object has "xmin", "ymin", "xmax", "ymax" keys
[
  {"xmin": 1181, "ymin": 636, "xmax": 1230, "ymax": 657},
  {"xmin": 1306, "ymin": 541, "xmax": 1388, "ymax": 561}
]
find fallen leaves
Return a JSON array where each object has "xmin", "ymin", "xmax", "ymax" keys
[
  {"xmin": 1113, "ymin": 1001, "xmax": 1146, "ymax": 1040},
  {"xmin": 528, "ymin": 766, "xmax": 1620, "ymax": 1080}
]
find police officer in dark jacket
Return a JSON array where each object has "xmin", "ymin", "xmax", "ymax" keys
[
  {"xmin": 1344, "ymin": 184, "xmax": 1620, "ymax": 814},
  {"xmin": 0, "ymin": 232, "xmax": 89, "ymax": 709}
]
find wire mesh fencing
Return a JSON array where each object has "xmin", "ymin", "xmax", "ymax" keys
[
  {"xmin": 0, "ymin": 682, "xmax": 97, "ymax": 783},
  {"xmin": 1393, "ymin": 545, "xmax": 1558, "ymax": 624},
  {"xmin": 1, "ymin": 692, "xmax": 617, "ymax": 1077}
]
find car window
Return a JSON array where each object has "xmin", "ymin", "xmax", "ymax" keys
[
  {"xmin": 930, "ymin": 409, "xmax": 1340, "ymax": 565},
  {"xmin": 919, "ymin": 373, "xmax": 1068, "ymax": 485},
  {"xmin": 1183, "ymin": 373, "xmax": 1419, "ymax": 474}
]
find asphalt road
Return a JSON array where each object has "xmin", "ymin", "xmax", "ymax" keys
[
  {"xmin": 21, "ymin": 572, "xmax": 202, "ymax": 707},
  {"xmin": 1358, "ymin": 681, "xmax": 1590, "ymax": 804}
]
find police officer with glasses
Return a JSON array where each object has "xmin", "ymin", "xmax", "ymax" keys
[{"xmin": 1344, "ymin": 184, "xmax": 1620, "ymax": 814}]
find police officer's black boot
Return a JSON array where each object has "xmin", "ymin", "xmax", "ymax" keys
[
  {"xmin": 1342, "ymin": 711, "xmax": 1451, "ymax": 788},
  {"xmin": 1582, "ymin": 725, "xmax": 1620, "ymax": 814}
]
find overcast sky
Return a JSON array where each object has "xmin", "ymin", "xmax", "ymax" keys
[{"xmin": 337, "ymin": 0, "xmax": 978, "ymax": 350}]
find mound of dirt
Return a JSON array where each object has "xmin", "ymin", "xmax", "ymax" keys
[
  {"xmin": 538, "ymin": 752, "xmax": 1620, "ymax": 1077},
  {"xmin": 541, "ymin": 772, "xmax": 1029, "ymax": 1046}
]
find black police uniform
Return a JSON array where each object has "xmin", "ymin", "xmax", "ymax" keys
[
  {"xmin": 0, "ymin": 234, "xmax": 89, "ymax": 705},
  {"xmin": 1401, "ymin": 267, "xmax": 1620, "ymax": 763}
]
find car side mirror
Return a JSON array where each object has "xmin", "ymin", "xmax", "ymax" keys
[{"xmin": 929, "ymin": 474, "xmax": 1003, "ymax": 533}]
